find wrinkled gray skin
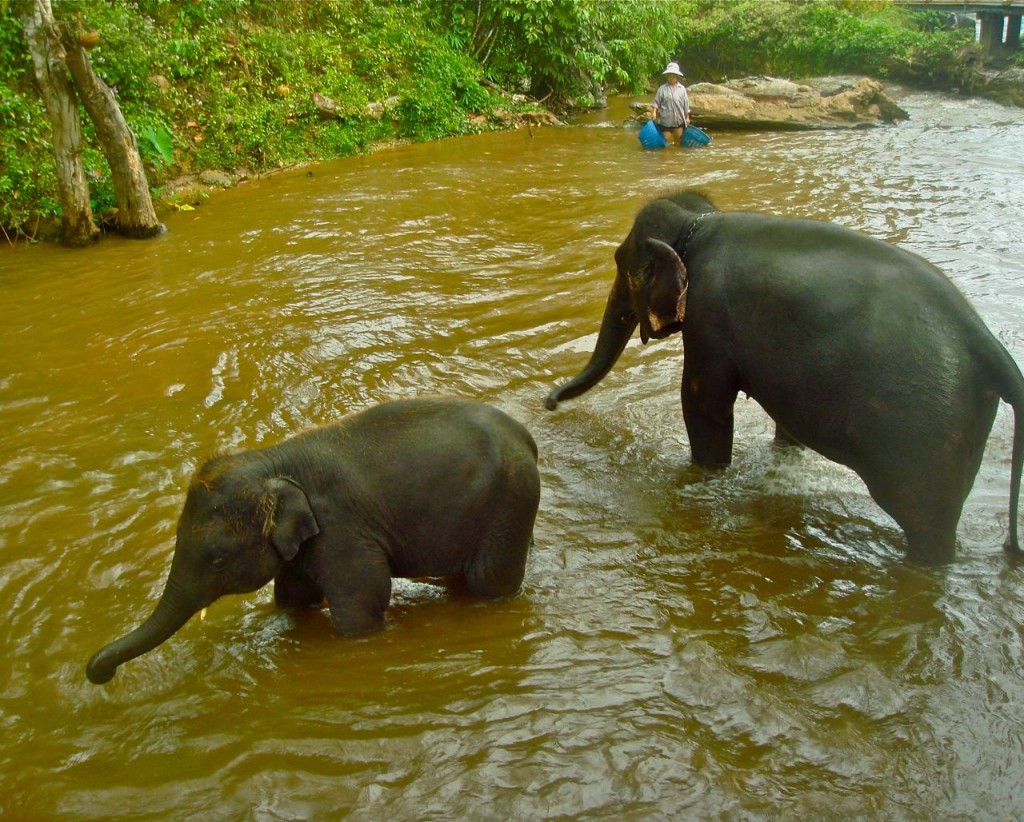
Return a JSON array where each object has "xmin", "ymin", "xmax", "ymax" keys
[
  {"xmin": 546, "ymin": 191, "xmax": 1024, "ymax": 563},
  {"xmin": 86, "ymin": 399, "xmax": 540, "ymax": 684}
]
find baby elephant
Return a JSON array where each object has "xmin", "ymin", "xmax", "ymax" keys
[{"xmin": 86, "ymin": 399, "xmax": 541, "ymax": 684}]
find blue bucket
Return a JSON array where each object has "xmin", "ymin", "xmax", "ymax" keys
[
  {"xmin": 638, "ymin": 120, "xmax": 667, "ymax": 150},
  {"xmin": 682, "ymin": 125, "xmax": 712, "ymax": 147}
]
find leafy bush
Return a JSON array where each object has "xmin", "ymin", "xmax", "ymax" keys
[
  {"xmin": 418, "ymin": 0, "xmax": 678, "ymax": 103},
  {"xmin": 676, "ymin": 0, "xmax": 973, "ymax": 82}
]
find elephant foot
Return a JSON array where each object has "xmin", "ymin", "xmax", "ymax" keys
[
  {"xmin": 904, "ymin": 529, "xmax": 956, "ymax": 565},
  {"xmin": 328, "ymin": 604, "xmax": 386, "ymax": 636}
]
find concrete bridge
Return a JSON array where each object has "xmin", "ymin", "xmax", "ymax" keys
[{"xmin": 894, "ymin": 1, "xmax": 1023, "ymax": 52}]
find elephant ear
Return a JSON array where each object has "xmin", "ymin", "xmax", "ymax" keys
[
  {"xmin": 642, "ymin": 238, "xmax": 688, "ymax": 343},
  {"xmin": 264, "ymin": 477, "xmax": 320, "ymax": 561}
]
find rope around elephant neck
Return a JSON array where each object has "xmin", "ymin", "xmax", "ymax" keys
[{"xmin": 681, "ymin": 212, "xmax": 711, "ymax": 259}]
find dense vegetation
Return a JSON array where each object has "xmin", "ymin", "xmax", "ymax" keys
[
  {"xmin": 0, "ymin": 0, "xmax": 979, "ymax": 241},
  {"xmin": 676, "ymin": 0, "xmax": 977, "ymax": 85}
]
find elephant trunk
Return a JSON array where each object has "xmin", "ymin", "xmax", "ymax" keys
[
  {"xmin": 546, "ymin": 277, "xmax": 637, "ymax": 410},
  {"xmin": 85, "ymin": 579, "xmax": 201, "ymax": 685}
]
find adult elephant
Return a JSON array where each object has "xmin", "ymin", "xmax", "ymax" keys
[
  {"xmin": 86, "ymin": 399, "xmax": 541, "ymax": 684},
  {"xmin": 545, "ymin": 191, "xmax": 1024, "ymax": 563}
]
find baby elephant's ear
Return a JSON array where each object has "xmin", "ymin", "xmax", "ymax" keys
[{"xmin": 264, "ymin": 477, "xmax": 320, "ymax": 561}]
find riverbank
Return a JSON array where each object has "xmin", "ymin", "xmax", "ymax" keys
[
  {"xmin": 4, "ymin": 0, "xmax": 1020, "ymax": 246},
  {"xmin": 14, "ymin": 68, "xmax": 1016, "ymax": 246},
  {"xmin": 27, "ymin": 106, "xmax": 567, "ymax": 244}
]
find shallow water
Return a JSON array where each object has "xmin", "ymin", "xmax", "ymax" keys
[{"xmin": 2, "ymin": 90, "xmax": 1024, "ymax": 818}]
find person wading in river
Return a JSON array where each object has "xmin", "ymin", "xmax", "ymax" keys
[{"xmin": 653, "ymin": 62, "xmax": 690, "ymax": 147}]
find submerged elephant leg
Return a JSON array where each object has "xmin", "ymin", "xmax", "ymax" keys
[
  {"xmin": 853, "ymin": 445, "xmax": 968, "ymax": 563},
  {"xmin": 902, "ymin": 521, "xmax": 959, "ymax": 564},
  {"xmin": 463, "ymin": 519, "xmax": 534, "ymax": 599},
  {"xmin": 861, "ymin": 450, "xmax": 981, "ymax": 564},
  {"xmin": 463, "ymin": 464, "xmax": 540, "ymax": 599},
  {"xmin": 321, "ymin": 546, "xmax": 392, "ymax": 635},
  {"xmin": 681, "ymin": 360, "xmax": 738, "ymax": 467},
  {"xmin": 868, "ymin": 388, "xmax": 998, "ymax": 563},
  {"xmin": 274, "ymin": 564, "xmax": 325, "ymax": 609},
  {"xmin": 872, "ymin": 479, "xmax": 962, "ymax": 564}
]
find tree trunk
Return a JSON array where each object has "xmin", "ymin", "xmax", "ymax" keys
[
  {"xmin": 60, "ymin": 27, "xmax": 163, "ymax": 239},
  {"xmin": 19, "ymin": 0, "xmax": 99, "ymax": 247}
]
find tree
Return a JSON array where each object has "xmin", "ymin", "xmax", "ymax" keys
[
  {"xmin": 420, "ymin": 0, "xmax": 677, "ymax": 104},
  {"xmin": 18, "ymin": 0, "xmax": 96, "ymax": 246},
  {"xmin": 17, "ymin": 0, "xmax": 161, "ymax": 247}
]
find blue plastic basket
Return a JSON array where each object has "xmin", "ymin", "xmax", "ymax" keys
[
  {"xmin": 638, "ymin": 120, "xmax": 667, "ymax": 150},
  {"xmin": 682, "ymin": 125, "xmax": 712, "ymax": 148}
]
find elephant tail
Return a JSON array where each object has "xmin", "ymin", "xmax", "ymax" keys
[
  {"xmin": 1009, "ymin": 406, "xmax": 1024, "ymax": 556},
  {"xmin": 989, "ymin": 341, "xmax": 1024, "ymax": 556}
]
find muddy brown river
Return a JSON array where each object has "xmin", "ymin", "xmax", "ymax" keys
[{"xmin": 2, "ymin": 90, "xmax": 1023, "ymax": 819}]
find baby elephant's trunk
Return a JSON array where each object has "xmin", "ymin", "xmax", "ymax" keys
[{"xmin": 85, "ymin": 582, "xmax": 199, "ymax": 684}]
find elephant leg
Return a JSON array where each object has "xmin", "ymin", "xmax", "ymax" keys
[
  {"xmin": 322, "ymin": 547, "xmax": 392, "ymax": 635},
  {"xmin": 681, "ymin": 359, "xmax": 738, "ymax": 467},
  {"xmin": 903, "ymin": 522, "xmax": 959, "ymax": 564},
  {"xmin": 859, "ymin": 444, "xmax": 982, "ymax": 564},
  {"xmin": 464, "ymin": 466, "xmax": 540, "ymax": 598},
  {"xmin": 874, "ymin": 484, "xmax": 962, "ymax": 564},
  {"xmin": 865, "ymin": 391, "xmax": 997, "ymax": 563},
  {"xmin": 464, "ymin": 526, "xmax": 533, "ymax": 599},
  {"xmin": 773, "ymin": 424, "xmax": 802, "ymax": 447},
  {"xmin": 274, "ymin": 564, "xmax": 325, "ymax": 609}
]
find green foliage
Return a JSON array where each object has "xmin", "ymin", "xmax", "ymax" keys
[
  {"xmin": 139, "ymin": 124, "xmax": 174, "ymax": 166},
  {"xmin": 676, "ymin": 0, "xmax": 972, "ymax": 82},
  {"xmin": 418, "ymin": 0, "xmax": 678, "ymax": 103}
]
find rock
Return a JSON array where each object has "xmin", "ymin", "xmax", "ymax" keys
[
  {"xmin": 313, "ymin": 92, "xmax": 340, "ymax": 120},
  {"xmin": 199, "ymin": 170, "xmax": 233, "ymax": 187},
  {"xmin": 366, "ymin": 96, "xmax": 401, "ymax": 120},
  {"xmin": 518, "ymin": 110, "xmax": 564, "ymax": 127},
  {"xmin": 631, "ymin": 75, "xmax": 909, "ymax": 130},
  {"xmin": 985, "ymin": 67, "xmax": 1024, "ymax": 107},
  {"xmin": 490, "ymin": 109, "xmax": 564, "ymax": 128}
]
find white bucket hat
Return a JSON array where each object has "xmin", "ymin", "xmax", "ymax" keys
[{"xmin": 663, "ymin": 62, "xmax": 684, "ymax": 77}]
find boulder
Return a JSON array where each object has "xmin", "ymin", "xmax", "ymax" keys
[
  {"xmin": 632, "ymin": 76, "xmax": 909, "ymax": 130},
  {"xmin": 313, "ymin": 93, "xmax": 341, "ymax": 120},
  {"xmin": 366, "ymin": 96, "xmax": 401, "ymax": 120},
  {"xmin": 982, "ymin": 67, "xmax": 1024, "ymax": 108},
  {"xmin": 199, "ymin": 170, "xmax": 233, "ymax": 187},
  {"xmin": 490, "ymin": 109, "xmax": 564, "ymax": 128}
]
